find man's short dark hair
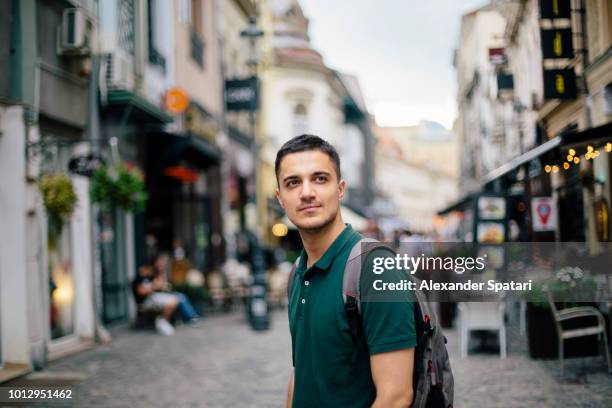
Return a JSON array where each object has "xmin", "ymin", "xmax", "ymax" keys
[{"xmin": 275, "ymin": 134, "xmax": 341, "ymax": 184}]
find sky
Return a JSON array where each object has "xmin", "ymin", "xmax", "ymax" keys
[{"xmin": 299, "ymin": 0, "xmax": 489, "ymax": 130}]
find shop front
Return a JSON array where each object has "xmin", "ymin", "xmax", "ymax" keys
[{"xmin": 144, "ymin": 103, "xmax": 224, "ymax": 279}]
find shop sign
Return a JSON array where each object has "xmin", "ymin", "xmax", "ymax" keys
[
  {"xmin": 225, "ymin": 77, "xmax": 258, "ymax": 111},
  {"xmin": 540, "ymin": 0, "xmax": 571, "ymax": 19},
  {"xmin": 543, "ymin": 68, "xmax": 577, "ymax": 100},
  {"xmin": 540, "ymin": 28, "xmax": 574, "ymax": 59},
  {"xmin": 531, "ymin": 196, "xmax": 557, "ymax": 231},
  {"xmin": 68, "ymin": 153, "xmax": 105, "ymax": 177}
]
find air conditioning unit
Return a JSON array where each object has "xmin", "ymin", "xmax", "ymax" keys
[
  {"xmin": 57, "ymin": 8, "xmax": 92, "ymax": 55},
  {"xmin": 104, "ymin": 52, "xmax": 135, "ymax": 91}
]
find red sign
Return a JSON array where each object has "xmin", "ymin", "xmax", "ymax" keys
[{"xmin": 531, "ymin": 197, "xmax": 557, "ymax": 231}]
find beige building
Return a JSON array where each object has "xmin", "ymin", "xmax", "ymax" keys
[{"xmin": 374, "ymin": 122, "xmax": 459, "ymax": 234}]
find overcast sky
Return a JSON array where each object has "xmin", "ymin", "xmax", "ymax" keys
[{"xmin": 299, "ymin": 0, "xmax": 488, "ymax": 130}]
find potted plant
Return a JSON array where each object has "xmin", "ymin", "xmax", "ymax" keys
[
  {"xmin": 90, "ymin": 163, "xmax": 147, "ymax": 213},
  {"xmin": 38, "ymin": 173, "xmax": 78, "ymax": 244},
  {"xmin": 523, "ymin": 267, "xmax": 601, "ymax": 359}
]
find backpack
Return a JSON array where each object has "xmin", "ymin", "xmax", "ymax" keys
[{"xmin": 287, "ymin": 238, "xmax": 454, "ymax": 408}]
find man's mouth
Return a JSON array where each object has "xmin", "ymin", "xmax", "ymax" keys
[{"xmin": 298, "ymin": 204, "xmax": 322, "ymax": 212}]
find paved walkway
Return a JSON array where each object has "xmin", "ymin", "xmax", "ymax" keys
[{"xmin": 6, "ymin": 307, "xmax": 612, "ymax": 407}]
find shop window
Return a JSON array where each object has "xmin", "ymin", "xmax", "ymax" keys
[
  {"xmin": 292, "ymin": 103, "xmax": 309, "ymax": 136},
  {"xmin": 49, "ymin": 217, "xmax": 75, "ymax": 340}
]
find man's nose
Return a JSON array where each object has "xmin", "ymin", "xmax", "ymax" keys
[{"xmin": 299, "ymin": 181, "xmax": 315, "ymax": 200}]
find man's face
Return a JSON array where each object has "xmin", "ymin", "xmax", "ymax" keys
[{"xmin": 276, "ymin": 150, "xmax": 345, "ymax": 232}]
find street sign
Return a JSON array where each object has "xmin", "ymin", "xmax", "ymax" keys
[
  {"xmin": 225, "ymin": 77, "xmax": 258, "ymax": 111},
  {"xmin": 540, "ymin": 0, "xmax": 571, "ymax": 19},
  {"xmin": 531, "ymin": 197, "xmax": 557, "ymax": 232},
  {"xmin": 164, "ymin": 87, "xmax": 190, "ymax": 114},
  {"xmin": 543, "ymin": 68, "xmax": 577, "ymax": 99},
  {"xmin": 68, "ymin": 153, "xmax": 105, "ymax": 177},
  {"xmin": 540, "ymin": 28, "xmax": 574, "ymax": 59}
]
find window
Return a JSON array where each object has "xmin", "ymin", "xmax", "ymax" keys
[
  {"xmin": 147, "ymin": 0, "xmax": 166, "ymax": 71},
  {"xmin": 190, "ymin": 0, "xmax": 204, "ymax": 67},
  {"xmin": 292, "ymin": 103, "xmax": 309, "ymax": 136}
]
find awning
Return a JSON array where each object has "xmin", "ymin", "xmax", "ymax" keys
[
  {"xmin": 482, "ymin": 121, "xmax": 612, "ymax": 185},
  {"xmin": 282, "ymin": 205, "xmax": 369, "ymax": 231},
  {"xmin": 437, "ymin": 193, "xmax": 477, "ymax": 216},
  {"xmin": 106, "ymin": 90, "xmax": 173, "ymax": 124},
  {"xmin": 149, "ymin": 132, "xmax": 222, "ymax": 168}
]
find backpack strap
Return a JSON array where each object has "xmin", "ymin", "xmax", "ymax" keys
[
  {"xmin": 342, "ymin": 238, "xmax": 395, "ymax": 313},
  {"xmin": 342, "ymin": 238, "xmax": 395, "ymax": 345}
]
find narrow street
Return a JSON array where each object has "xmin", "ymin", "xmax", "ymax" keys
[{"xmin": 7, "ymin": 308, "xmax": 612, "ymax": 407}]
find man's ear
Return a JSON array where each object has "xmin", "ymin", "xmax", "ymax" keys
[
  {"xmin": 338, "ymin": 179, "xmax": 346, "ymax": 200},
  {"xmin": 275, "ymin": 188, "xmax": 285, "ymax": 209}
]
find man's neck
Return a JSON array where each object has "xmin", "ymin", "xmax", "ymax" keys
[{"xmin": 299, "ymin": 216, "xmax": 346, "ymax": 268}]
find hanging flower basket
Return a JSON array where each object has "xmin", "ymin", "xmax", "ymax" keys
[
  {"xmin": 38, "ymin": 173, "xmax": 78, "ymax": 238},
  {"xmin": 90, "ymin": 163, "xmax": 147, "ymax": 213}
]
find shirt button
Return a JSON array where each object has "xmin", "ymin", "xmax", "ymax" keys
[
  {"xmin": 304, "ymin": 280, "xmax": 310, "ymax": 286},
  {"xmin": 301, "ymin": 299, "xmax": 306, "ymax": 304}
]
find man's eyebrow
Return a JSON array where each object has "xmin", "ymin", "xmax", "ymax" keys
[
  {"xmin": 281, "ymin": 171, "xmax": 331, "ymax": 183},
  {"xmin": 282, "ymin": 174, "xmax": 301, "ymax": 183}
]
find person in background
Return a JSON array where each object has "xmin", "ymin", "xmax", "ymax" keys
[
  {"xmin": 132, "ymin": 264, "xmax": 177, "ymax": 336},
  {"xmin": 153, "ymin": 253, "xmax": 201, "ymax": 324}
]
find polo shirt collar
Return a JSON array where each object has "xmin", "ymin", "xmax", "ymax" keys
[{"xmin": 297, "ymin": 224, "xmax": 357, "ymax": 273}]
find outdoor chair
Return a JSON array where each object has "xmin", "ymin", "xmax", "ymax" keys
[
  {"xmin": 457, "ymin": 301, "xmax": 507, "ymax": 359},
  {"xmin": 544, "ymin": 286, "xmax": 612, "ymax": 376}
]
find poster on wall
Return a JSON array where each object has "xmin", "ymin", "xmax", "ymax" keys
[
  {"xmin": 531, "ymin": 196, "xmax": 557, "ymax": 231},
  {"xmin": 477, "ymin": 222, "xmax": 505, "ymax": 244},
  {"xmin": 478, "ymin": 196, "xmax": 506, "ymax": 220}
]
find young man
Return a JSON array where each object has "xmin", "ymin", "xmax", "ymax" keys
[{"xmin": 275, "ymin": 135, "xmax": 416, "ymax": 408}]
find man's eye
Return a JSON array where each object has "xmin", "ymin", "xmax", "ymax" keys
[
  {"xmin": 315, "ymin": 176, "xmax": 327, "ymax": 183},
  {"xmin": 287, "ymin": 180, "xmax": 299, "ymax": 187}
]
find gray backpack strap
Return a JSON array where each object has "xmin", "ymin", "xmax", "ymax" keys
[{"xmin": 342, "ymin": 238, "xmax": 393, "ymax": 313}]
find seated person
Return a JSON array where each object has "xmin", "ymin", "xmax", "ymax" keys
[
  {"xmin": 153, "ymin": 253, "xmax": 202, "ymax": 323},
  {"xmin": 132, "ymin": 264, "xmax": 177, "ymax": 335}
]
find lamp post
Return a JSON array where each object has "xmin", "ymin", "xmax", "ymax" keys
[{"xmin": 240, "ymin": 16, "xmax": 269, "ymax": 331}]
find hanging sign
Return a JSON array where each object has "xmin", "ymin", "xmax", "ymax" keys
[
  {"xmin": 68, "ymin": 153, "xmax": 105, "ymax": 177},
  {"xmin": 540, "ymin": 0, "xmax": 571, "ymax": 19},
  {"xmin": 531, "ymin": 196, "xmax": 557, "ymax": 232},
  {"xmin": 225, "ymin": 77, "xmax": 258, "ymax": 111},
  {"xmin": 540, "ymin": 28, "xmax": 574, "ymax": 59},
  {"xmin": 543, "ymin": 68, "xmax": 577, "ymax": 100}
]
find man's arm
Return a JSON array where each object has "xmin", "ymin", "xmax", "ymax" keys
[
  {"xmin": 370, "ymin": 348, "xmax": 415, "ymax": 408},
  {"xmin": 286, "ymin": 369, "xmax": 294, "ymax": 408}
]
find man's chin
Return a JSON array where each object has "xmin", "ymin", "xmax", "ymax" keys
[{"xmin": 292, "ymin": 215, "xmax": 334, "ymax": 232}]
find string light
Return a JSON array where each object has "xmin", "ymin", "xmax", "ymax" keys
[
  {"xmin": 605, "ymin": 143, "xmax": 612, "ymax": 153},
  {"xmin": 552, "ymin": 165, "xmax": 559, "ymax": 173},
  {"xmin": 545, "ymin": 165, "xmax": 552, "ymax": 173},
  {"xmin": 563, "ymin": 162, "xmax": 570, "ymax": 170},
  {"xmin": 569, "ymin": 148, "xmax": 576, "ymax": 156},
  {"xmin": 593, "ymin": 150, "xmax": 600, "ymax": 158},
  {"xmin": 573, "ymin": 157, "xmax": 580, "ymax": 164},
  {"xmin": 566, "ymin": 154, "xmax": 573, "ymax": 162},
  {"xmin": 587, "ymin": 145, "xmax": 594, "ymax": 152}
]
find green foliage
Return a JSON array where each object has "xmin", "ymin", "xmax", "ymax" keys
[
  {"xmin": 523, "ymin": 267, "xmax": 597, "ymax": 309},
  {"xmin": 38, "ymin": 173, "xmax": 78, "ymax": 233},
  {"xmin": 90, "ymin": 163, "xmax": 147, "ymax": 213}
]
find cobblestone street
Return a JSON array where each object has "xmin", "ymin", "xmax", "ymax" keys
[{"xmin": 6, "ymin": 308, "xmax": 612, "ymax": 407}]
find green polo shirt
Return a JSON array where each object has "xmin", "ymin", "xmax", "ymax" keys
[{"xmin": 288, "ymin": 225, "xmax": 416, "ymax": 408}]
